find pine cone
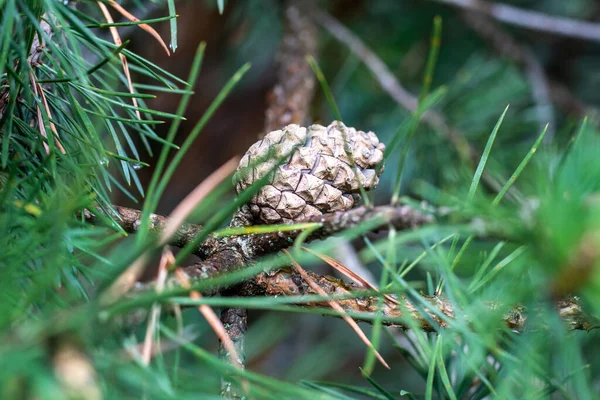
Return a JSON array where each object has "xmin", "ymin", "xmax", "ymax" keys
[{"xmin": 233, "ymin": 121, "xmax": 385, "ymax": 224}]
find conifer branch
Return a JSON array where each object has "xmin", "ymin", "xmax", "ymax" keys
[
  {"xmin": 99, "ymin": 201, "xmax": 597, "ymax": 333},
  {"xmin": 431, "ymin": 0, "xmax": 600, "ymax": 43}
]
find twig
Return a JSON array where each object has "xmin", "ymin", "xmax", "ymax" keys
[
  {"xmin": 97, "ymin": 1, "xmax": 142, "ymax": 120},
  {"xmin": 158, "ymin": 157, "xmax": 239, "ymax": 245},
  {"xmin": 30, "ymin": 72, "xmax": 51, "ymax": 155},
  {"xmin": 82, "ymin": 205, "xmax": 206, "ymax": 252},
  {"xmin": 431, "ymin": 0, "xmax": 600, "ymax": 43},
  {"xmin": 106, "ymin": 0, "xmax": 171, "ymax": 56},
  {"xmin": 243, "ymin": 268, "xmax": 595, "ymax": 332},
  {"xmin": 173, "ymin": 269, "xmax": 242, "ymax": 368},
  {"xmin": 263, "ymin": 0, "xmax": 318, "ymax": 133},
  {"xmin": 91, "ymin": 202, "xmax": 434, "ymax": 274},
  {"xmin": 126, "ymin": 262, "xmax": 596, "ymax": 333},
  {"xmin": 302, "ymin": 246, "xmax": 399, "ymax": 305},
  {"xmin": 243, "ymin": 204, "xmax": 434, "ymax": 258},
  {"xmin": 218, "ymin": 304, "xmax": 248, "ymax": 399}
]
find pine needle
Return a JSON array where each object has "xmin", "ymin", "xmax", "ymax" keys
[
  {"xmin": 468, "ymin": 105, "xmax": 509, "ymax": 201},
  {"xmin": 283, "ymin": 250, "xmax": 391, "ymax": 370},
  {"xmin": 141, "ymin": 249, "xmax": 173, "ymax": 365},
  {"xmin": 160, "ymin": 157, "xmax": 239, "ymax": 244},
  {"xmin": 302, "ymin": 246, "xmax": 398, "ymax": 305},
  {"xmin": 36, "ymin": 82, "xmax": 66, "ymax": 154},
  {"xmin": 174, "ymin": 268, "xmax": 242, "ymax": 368},
  {"xmin": 97, "ymin": 1, "xmax": 141, "ymax": 120},
  {"xmin": 30, "ymin": 72, "xmax": 50, "ymax": 154},
  {"xmin": 106, "ymin": 0, "xmax": 171, "ymax": 56},
  {"xmin": 492, "ymin": 123, "xmax": 548, "ymax": 205},
  {"xmin": 306, "ymin": 55, "xmax": 342, "ymax": 121}
]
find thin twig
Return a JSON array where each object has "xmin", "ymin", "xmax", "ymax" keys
[
  {"xmin": 432, "ymin": 0, "xmax": 600, "ymax": 43},
  {"xmin": 30, "ymin": 72, "xmax": 51, "ymax": 155},
  {"xmin": 159, "ymin": 157, "xmax": 239, "ymax": 245},
  {"xmin": 247, "ymin": 268, "xmax": 595, "ymax": 332},
  {"xmin": 82, "ymin": 205, "xmax": 206, "ymax": 251},
  {"xmin": 92, "ymin": 202, "xmax": 434, "ymax": 275},
  {"xmin": 302, "ymin": 246, "xmax": 399, "ymax": 305},
  {"xmin": 36, "ymin": 82, "xmax": 67, "ymax": 154},
  {"xmin": 218, "ymin": 305, "xmax": 248, "ymax": 399}
]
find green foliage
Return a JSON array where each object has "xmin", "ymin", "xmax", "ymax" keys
[{"xmin": 0, "ymin": 0, "xmax": 599, "ymax": 399}]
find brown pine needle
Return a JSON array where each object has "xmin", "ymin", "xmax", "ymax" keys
[
  {"xmin": 141, "ymin": 249, "xmax": 174, "ymax": 365},
  {"xmin": 30, "ymin": 72, "xmax": 50, "ymax": 155},
  {"xmin": 34, "ymin": 81, "xmax": 66, "ymax": 154},
  {"xmin": 283, "ymin": 249, "xmax": 391, "ymax": 369},
  {"xmin": 302, "ymin": 246, "xmax": 399, "ymax": 305},
  {"xmin": 107, "ymin": 0, "xmax": 171, "ymax": 56},
  {"xmin": 160, "ymin": 157, "xmax": 239, "ymax": 245},
  {"xmin": 174, "ymin": 268, "xmax": 242, "ymax": 368},
  {"xmin": 97, "ymin": 1, "xmax": 141, "ymax": 120},
  {"xmin": 123, "ymin": 327, "xmax": 198, "ymax": 362}
]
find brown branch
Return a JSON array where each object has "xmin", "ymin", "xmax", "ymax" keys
[
  {"xmin": 218, "ymin": 303, "xmax": 248, "ymax": 399},
  {"xmin": 459, "ymin": 11, "xmax": 555, "ymax": 140},
  {"xmin": 243, "ymin": 268, "xmax": 595, "ymax": 332},
  {"xmin": 431, "ymin": 0, "xmax": 600, "ymax": 43},
  {"xmin": 110, "ymin": 201, "xmax": 596, "ymax": 333},
  {"xmin": 128, "ymin": 263, "xmax": 595, "ymax": 333},
  {"xmin": 311, "ymin": 9, "xmax": 461, "ymax": 148},
  {"xmin": 178, "ymin": 204, "xmax": 435, "ymax": 283},
  {"xmin": 236, "ymin": 204, "xmax": 434, "ymax": 259},
  {"xmin": 86, "ymin": 202, "xmax": 434, "ymax": 265},
  {"xmin": 263, "ymin": 0, "xmax": 318, "ymax": 133},
  {"xmin": 239, "ymin": 268, "xmax": 596, "ymax": 332},
  {"xmin": 82, "ymin": 206, "xmax": 208, "ymax": 254}
]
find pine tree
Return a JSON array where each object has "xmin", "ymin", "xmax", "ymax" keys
[{"xmin": 0, "ymin": 1, "xmax": 599, "ymax": 399}]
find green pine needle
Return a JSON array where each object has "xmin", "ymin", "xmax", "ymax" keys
[
  {"xmin": 492, "ymin": 123, "xmax": 548, "ymax": 206},
  {"xmin": 306, "ymin": 55, "xmax": 342, "ymax": 121},
  {"xmin": 468, "ymin": 105, "xmax": 509, "ymax": 201}
]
